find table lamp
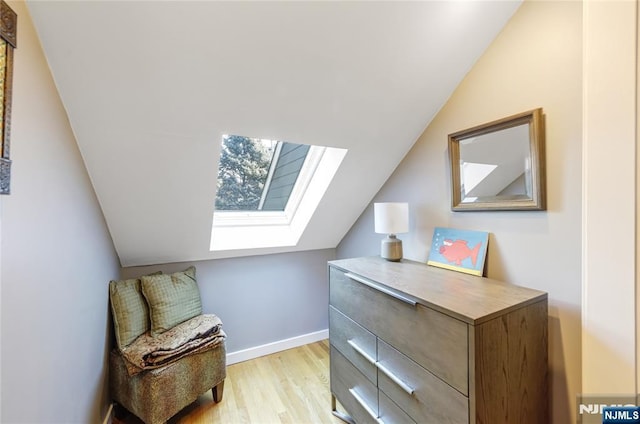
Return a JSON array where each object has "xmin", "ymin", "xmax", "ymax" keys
[{"xmin": 374, "ymin": 202, "xmax": 408, "ymax": 261}]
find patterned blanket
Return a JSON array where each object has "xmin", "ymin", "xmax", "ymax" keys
[{"xmin": 120, "ymin": 314, "xmax": 226, "ymax": 376}]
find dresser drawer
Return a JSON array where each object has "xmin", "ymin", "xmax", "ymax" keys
[
  {"xmin": 378, "ymin": 339, "xmax": 469, "ymax": 424},
  {"xmin": 379, "ymin": 391, "xmax": 416, "ymax": 424},
  {"xmin": 330, "ymin": 267, "xmax": 469, "ymax": 394},
  {"xmin": 330, "ymin": 346, "xmax": 379, "ymax": 424},
  {"xmin": 329, "ymin": 306, "xmax": 377, "ymax": 385}
]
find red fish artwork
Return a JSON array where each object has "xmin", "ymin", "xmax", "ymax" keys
[{"xmin": 439, "ymin": 239, "xmax": 481, "ymax": 267}]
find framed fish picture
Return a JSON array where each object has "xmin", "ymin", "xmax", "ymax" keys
[{"xmin": 427, "ymin": 227, "xmax": 489, "ymax": 276}]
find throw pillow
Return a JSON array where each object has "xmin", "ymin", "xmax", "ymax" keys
[
  {"xmin": 109, "ymin": 277, "xmax": 150, "ymax": 349},
  {"xmin": 141, "ymin": 266, "xmax": 203, "ymax": 336},
  {"xmin": 109, "ymin": 271, "xmax": 162, "ymax": 350}
]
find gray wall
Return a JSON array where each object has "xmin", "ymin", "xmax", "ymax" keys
[
  {"xmin": 121, "ymin": 249, "xmax": 335, "ymax": 353},
  {"xmin": 337, "ymin": 2, "xmax": 582, "ymax": 423},
  {"xmin": 0, "ymin": 2, "xmax": 120, "ymax": 423}
]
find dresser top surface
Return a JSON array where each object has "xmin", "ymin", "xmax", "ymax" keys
[{"xmin": 329, "ymin": 256, "xmax": 547, "ymax": 324}]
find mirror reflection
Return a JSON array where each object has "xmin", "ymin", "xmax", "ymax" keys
[
  {"xmin": 449, "ymin": 108, "xmax": 545, "ymax": 211},
  {"xmin": 459, "ymin": 123, "xmax": 531, "ymax": 202}
]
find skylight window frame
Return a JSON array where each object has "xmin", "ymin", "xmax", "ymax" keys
[
  {"xmin": 212, "ymin": 145, "xmax": 326, "ymax": 228},
  {"xmin": 210, "ymin": 144, "xmax": 347, "ymax": 252}
]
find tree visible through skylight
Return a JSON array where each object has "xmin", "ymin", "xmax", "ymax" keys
[
  {"xmin": 215, "ymin": 134, "xmax": 310, "ymax": 212},
  {"xmin": 215, "ymin": 135, "xmax": 276, "ymax": 211}
]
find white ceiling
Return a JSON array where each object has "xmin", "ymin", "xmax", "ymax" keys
[{"xmin": 26, "ymin": 0, "xmax": 521, "ymax": 267}]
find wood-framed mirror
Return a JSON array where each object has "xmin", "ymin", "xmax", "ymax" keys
[
  {"xmin": 448, "ymin": 108, "xmax": 545, "ymax": 211},
  {"xmin": 0, "ymin": 0, "xmax": 17, "ymax": 195}
]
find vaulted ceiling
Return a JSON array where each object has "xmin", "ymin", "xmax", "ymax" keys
[{"xmin": 27, "ymin": 0, "xmax": 521, "ymax": 267}]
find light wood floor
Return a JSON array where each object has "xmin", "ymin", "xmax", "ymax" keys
[{"xmin": 115, "ymin": 340, "xmax": 345, "ymax": 424}]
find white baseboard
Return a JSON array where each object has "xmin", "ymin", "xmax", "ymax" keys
[
  {"xmin": 102, "ymin": 402, "xmax": 113, "ymax": 424},
  {"xmin": 226, "ymin": 329, "xmax": 328, "ymax": 365}
]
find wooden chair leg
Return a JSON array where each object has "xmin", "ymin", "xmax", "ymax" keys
[
  {"xmin": 212, "ymin": 380, "xmax": 225, "ymax": 403},
  {"xmin": 112, "ymin": 403, "xmax": 132, "ymax": 422}
]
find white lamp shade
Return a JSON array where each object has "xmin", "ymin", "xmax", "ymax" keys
[{"xmin": 374, "ymin": 202, "xmax": 409, "ymax": 234}]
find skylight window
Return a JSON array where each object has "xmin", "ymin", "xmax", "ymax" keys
[
  {"xmin": 215, "ymin": 135, "xmax": 310, "ymax": 212},
  {"xmin": 211, "ymin": 134, "xmax": 347, "ymax": 252}
]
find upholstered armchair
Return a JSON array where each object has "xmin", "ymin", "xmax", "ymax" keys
[{"xmin": 109, "ymin": 267, "xmax": 226, "ymax": 424}]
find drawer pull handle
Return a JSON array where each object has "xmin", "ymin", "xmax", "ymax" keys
[
  {"xmin": 376, "ymin": 362, "xmax": 415, "ymax": 396},
  {"xmin": 347, "ymin": 339, "xmax": 376, "ymax": 364},
  {"xmin": 349, "ymin": 388, "xmax": 385, "ymax": 424},
  {"xmin": 345, "ymin": 273, "xmax": 417, "ymax": 306}
]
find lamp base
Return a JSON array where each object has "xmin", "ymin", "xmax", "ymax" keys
[{"xmin": 381, "ymin": 235, "xmax": 403, "ymax": 262}]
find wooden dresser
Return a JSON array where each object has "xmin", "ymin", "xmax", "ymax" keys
[{"xmin": 328, "ymin": 257, "xmax": 548, "ymax": 424}]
